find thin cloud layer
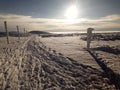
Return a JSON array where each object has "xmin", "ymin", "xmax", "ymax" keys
[{"xmin": 0, "ymin": 14, "xmax": 120, "ymax": 32}]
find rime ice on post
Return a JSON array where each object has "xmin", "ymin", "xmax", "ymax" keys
[
  {"xmin": 87, "ymin": 28, "xmax": 94, "ymax": 50},
  {"xmin": 4, "ymin": 21, "xmax": 9, "ymax": 44}
]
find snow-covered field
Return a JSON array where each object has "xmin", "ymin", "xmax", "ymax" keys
[
  {"xmin": 0, "ymin": 36, "xmax": 118, "ymax": 89},
  {"xmin": 40, "ymin": 36, "xmax": 101, "ymax": 70},
  {"xmin": 91, "ymin": 40, "xmax": 120, "ymax": 74}
]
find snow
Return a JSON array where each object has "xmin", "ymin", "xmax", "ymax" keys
[
  {"xmin": 40, "ymin": 36, "xmax": 102, "ymax": 70},
  {"xmin": 0, "ymin": 36, "xmax": 117, "ymax": 89}
]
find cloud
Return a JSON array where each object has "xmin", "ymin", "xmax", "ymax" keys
[
  {"xmin": 0, "ymin": 14, "xmax": 120, "ymax": 32},
  {"xmin": 100, "ymin": 14, "xmax": 120, "ymax": 22}
]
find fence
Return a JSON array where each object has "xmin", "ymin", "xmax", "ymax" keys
[{"xmin": 2, "ymin": 21, "xmax": 28, "ymax": 44}]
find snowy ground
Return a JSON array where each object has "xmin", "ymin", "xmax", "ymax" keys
[
  {"xmin": 0, "ymin": 36, "xmax": 117, "ymax": 89},
  {"xmin": 91, "ymin": 40, "xmax": 120, "ymax": 74},
  {"xmin": 40, "ymin": 36, "xmax": 101, "ymax": 70}
]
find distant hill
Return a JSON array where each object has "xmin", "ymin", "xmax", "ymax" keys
[
  {"xmin": 29, "ymin": 31, "xmax": 50, "ymax": 35},
  {"xmin": 0, "ymin": 31, "xmax": 28, "ymax": 37},
  {"xmin": 0, "ymin": 31, "xmax": 19, "ymax": 37},
  {"xmin": 0, "ymin": 32, "xmax": 6, "ymax": 37}
]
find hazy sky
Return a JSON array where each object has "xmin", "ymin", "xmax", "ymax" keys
[{"xmin": 0, "ymin": 0, "xmax": 120, "ymax": 32}]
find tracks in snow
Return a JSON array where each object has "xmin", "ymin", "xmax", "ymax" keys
[{"xmin": 0, "ymin": 37, "xmax": 116, "ymax": 90}]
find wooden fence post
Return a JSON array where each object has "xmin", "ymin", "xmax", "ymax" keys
[
  {"xmin": 26, "ymin": 29, "xmax": 28, "ymax": 37},
  {"xmin": 16, "ymin": 25, "xmax": 20, "ymax": 40},
  {"xmin": 24, "ymin": 28, "xmax": 26, "ymax": 37},
  {"xmin": 4, "ymin": 21, "xmax": 9, "ymax": 44}
]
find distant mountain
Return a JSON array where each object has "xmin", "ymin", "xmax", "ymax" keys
[{"xmin": 29, "ymin": 31, "xmax": 50, "ymax": 34}]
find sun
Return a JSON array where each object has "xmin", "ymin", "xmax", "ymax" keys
[{"xmin": 65, "ymin": 5, "xmax": 78, "ymax": 19}]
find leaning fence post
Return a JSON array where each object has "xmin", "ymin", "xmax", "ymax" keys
[
  {"xmin": 87, "ymin": 28, "xmax": 94, "ymax": 50},
  {"xmin": 16, "ymin": 25, "xmax": 20, "ymax": 40},
  {"xmin": 4, "ymin": 21, "xmax": 9, "ymax": 44}
]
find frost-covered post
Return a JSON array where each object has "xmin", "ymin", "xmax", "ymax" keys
[
  {"xmin": 87, "ymin": 28, "xmax": 94, "ymax": 50},
  {"xmin": 16, "ymin": 25, "xmax": 20, "ymax": 40},
  {"xmin": 4, "ymin": 21, "xmax": 9, "ymax": 44}
]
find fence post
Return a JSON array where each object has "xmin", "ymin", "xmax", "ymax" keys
[
  {"xmin": 4, "ymin": 21, "xmax": 9, "ymax": 44},
  {"xmin": 87, "ymin": 28, "xmax": 94, "ymax": 50},
  {"xmin": 26, "ymin": 30, "xmax": 28, "ymax": 37},
  {"xmin": 16, "ymin": 25, "xmax": 20, "ymax": 40},
  {"xmin": 24, "ymin": 28, "xmax": 26, "ymax": 37}
]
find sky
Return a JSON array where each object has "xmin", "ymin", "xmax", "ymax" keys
[{"xmin": 0, "ymin": 0, "xmax": 120, "ymax": 32}]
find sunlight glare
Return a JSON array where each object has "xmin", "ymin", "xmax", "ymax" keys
[{"xmin": 65, "ymin": 5, "xmax": 78, "ymax": 19}]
